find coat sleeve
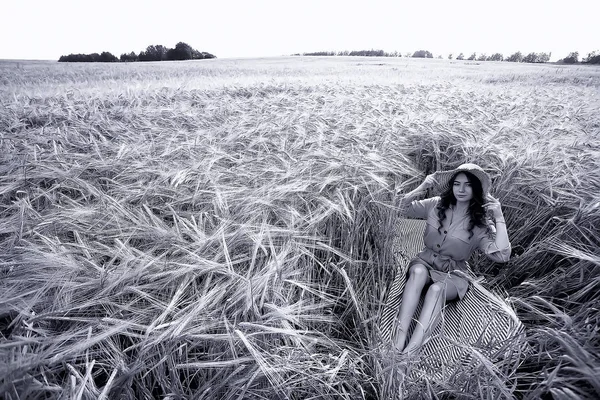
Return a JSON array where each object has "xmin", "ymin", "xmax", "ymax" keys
[
  {"xmin": 477, "ymin": 226, "xmax": 511, "ymax": 262},
  {"xmin": 404, "ymin": 197, "xmax": 440, "ymax": 219}
]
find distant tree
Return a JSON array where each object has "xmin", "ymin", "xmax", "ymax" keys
[
  {"xmin": 448, "ymin": 53, "xmax": 453, "ymax": 60},
  {"xmin": 522, "ymin": 52, "xmax": 537, "ymax": 63},
  {"xmin": 477, "ymin": 53, "xmax": 487, "ymax": 61},
  {"xmin": 467, "ymin": 52, "xmax": 476, "ymax": 60},
  {"xmin": 404, "ymin": 52, "xmax": 412, "ymax": 57},
  {"xmin": 120, "ymin": 51, "xmax": 138, "ymax": 62},
  {"xmin": 193, "ymin": 49, "xmax": 213, "ymax": 59},
  {"xmin": 99, "ymin": 51, "xmax": 118, "ymax": 62},
  {"xmin": 560, "ymin": 51, "xmax": 579, "ymax": 64},
  {"xmin": 456, "ymin": 53, "xmax": 464, "ymax": 60},
  {"xmin": 412, "ymin": 50, "xmax": 433, "ymax": 58},
  {"xmin": 166, "ymin": 42, "xmax": 193, "ymax": 60},
  {"xmin": 349, "ymin": 49, "xmax": 386, "ymax": 56},
  {"xmin": 506, "ymin": 51, "xmax": 523, "ymax": 62},
  {"xmin": 304, "ymin": 51, "xmax": 336, "ymax": 56},
  {"xmin": 191, "ymin": 49, "xmax": 204, "ymax": 59},
  {"xmin": 487, "ymin": 53, "xmax": 503, "ymax": 61},
  {"xmin": 537, "ymin": 52, "xmax": 551, "ymax": 63},
  {"xmin": 139, "ymin": 45, "xmax": 168, "ymax": 61},
  {"xmin": 583, "ymin": 50, "xmax": 600, "ymax": 64},
  {"xmin": 155, "ymin": 45, "xmax": 169, "ymax": 60},
  {"xmin": 522, "ymin": 52, "xmax": 549, "ymax": 63}
]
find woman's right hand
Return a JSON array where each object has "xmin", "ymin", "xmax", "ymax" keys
[
  {"xmin": 398, "ymin": 172, "xmax": 437, "ymax": 207},
  {"xmin": 420, "ymin": 173, "xmax": 438, "ymax": 190}
]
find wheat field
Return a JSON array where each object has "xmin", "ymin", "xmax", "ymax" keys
[{"xmin": 1, "ymin": 57, "xmax": 599, "ymax": 399}]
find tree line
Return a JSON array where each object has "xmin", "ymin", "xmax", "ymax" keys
[
  {"xmin": 555, "ymin": 51, "xmax": 600, "ymax": 64},
  {"xmin": 58, "ymin": 42, "xmax": 216, "ymax": 63},
  {"xmin": 451, "ymin": 51, "xmax": 550, "ymax": 63},
  {"xmin": 297, "ymin": 49, "xmax": 600, "ymax": 64}
]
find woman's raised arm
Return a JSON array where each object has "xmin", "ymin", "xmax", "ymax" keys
[
  {"xmin": 480, "ymin": 195, "xmax": 511, "ymax": 262},
  {"xmin": 397, "ymin": 173, "xmax": 438, "ymax": 214}
]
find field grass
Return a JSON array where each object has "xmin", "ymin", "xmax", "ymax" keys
[{"xmin": 1, "ymin": 56, "xmax": 599, "ymax": 399}]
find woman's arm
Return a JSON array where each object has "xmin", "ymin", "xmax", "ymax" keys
[
  {"xmin": 482, "ymin": 195, "xmax": 511, "ymax": 261},
  {"xmin": 397, "ymin": 173, "xmax": 438, "ymax": 213}
]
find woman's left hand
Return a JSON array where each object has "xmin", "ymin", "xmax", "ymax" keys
[{"xmin": 484, "ymin": 195, "xmax": 504, "ymax": 218}]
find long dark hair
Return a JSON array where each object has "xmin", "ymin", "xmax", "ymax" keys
[{"xmin": 436, "ymin": 171, "xmax": 489, "ymax": 239}]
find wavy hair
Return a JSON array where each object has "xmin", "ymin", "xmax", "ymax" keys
[{"xmin": 436, "ymin": 171, "xmax": 492, "ymax": 239}]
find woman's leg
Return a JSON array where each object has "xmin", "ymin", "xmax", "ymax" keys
[
  {"xmin": 393, "ymin": 263, "xmax": 430, "ymax": 351},
  {"xmin": 402, "ymin": 280, "xmax": 459, "ymax": 354}
]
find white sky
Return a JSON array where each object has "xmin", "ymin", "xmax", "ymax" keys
[{"xmin": 2, "ymin": 0, "xmax": 597, "ymax": 61}]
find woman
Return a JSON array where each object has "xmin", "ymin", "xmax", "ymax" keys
[{"xmin": 394, "ymin": 163, "xmax": 511, "ymax": 354}]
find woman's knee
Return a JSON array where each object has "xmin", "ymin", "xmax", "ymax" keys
[
  {"xmin": 408, "ymin": 263, "xmax": 428, "ymax": 279},
  {"xmin": 425, "ymin": 282, "xmax": 445, "ymax": 300}
]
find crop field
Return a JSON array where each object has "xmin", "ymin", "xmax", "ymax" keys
[{"xmin": 1, "ymin": 57, "xmax": 599, "ymax": 399}]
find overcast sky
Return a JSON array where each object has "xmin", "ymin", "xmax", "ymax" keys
[{"xmin": 2, "ymin": 0, "xmax": 597, "ymax": 61}]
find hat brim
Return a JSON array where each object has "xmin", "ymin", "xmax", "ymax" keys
[{"xmin": 432, "ymin": 165, "xmax": 491, "ymax": 196}]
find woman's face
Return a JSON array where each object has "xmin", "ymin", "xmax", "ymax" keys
[{"xmin": 452, "ymin": 173, "xmax": 473, "ymax": 203}]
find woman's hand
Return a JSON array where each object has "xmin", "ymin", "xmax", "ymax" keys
[
  {"xmin": 484, "ymin": 195, "xmax": 504, "ymax": 219},
  {"xmin": 420, "ymin": 173, "xmax": 438, "ymax": 190},
  {"xmin": 397, "ymin": 173, "xmax": 437, "ymax": 209},
  {"xmin": 485, "ymin": 194, "xmax": 510, "ymax": 252}
]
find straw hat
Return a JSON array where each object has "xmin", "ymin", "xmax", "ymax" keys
[{"xmin": 432, "ymin": 163, "xmax": 491, "ymax": 196}]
